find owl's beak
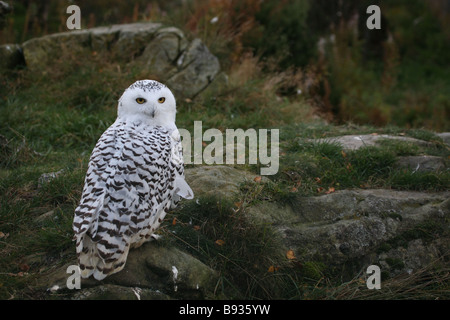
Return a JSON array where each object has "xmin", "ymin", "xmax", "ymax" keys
[{"xmin": 150, "ymin": 106, "xmax": 156, "ymax": 118}]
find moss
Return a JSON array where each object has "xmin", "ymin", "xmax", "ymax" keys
[
  {"xmin": 302, "ymin": 261, "xmax": 327, "ymax": 280},
  {"xmin": 384, "ymin": 220, "xmax": 446, "ymax": 249}
]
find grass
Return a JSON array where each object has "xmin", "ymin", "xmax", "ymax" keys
[
  {"xmin": 163, "ymin": 195, "xmax": 301, "ymax": 299},
  {"xmin": 325, "ymin": 255, "xmax": 450, "ymax": 300},
  {"xmin": 257, "ymin": 134, "xmax": 449, "ymax": 203}
]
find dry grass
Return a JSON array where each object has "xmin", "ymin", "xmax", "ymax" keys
[{"xmin": 329, "ymin": 256, "xmax": 450, "ymax": 300}]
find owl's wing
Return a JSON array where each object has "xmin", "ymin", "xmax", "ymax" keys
[
  {"xmin": 73, "ymin": 121, "xmax": 120, "ymax": 238},
  {"xmin": 73, "ymin": 120, "xmax": 131, "ymax": 279},
  {"xmin": 169, "ymin": 128, "xmax": 194, "ymax": 208}
]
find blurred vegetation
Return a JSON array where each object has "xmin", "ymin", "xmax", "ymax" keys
[{"xmin": 1, "ymin": 0, "xmax": 449, "ymax": 130}]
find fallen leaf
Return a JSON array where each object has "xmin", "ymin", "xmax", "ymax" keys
[
  {"xmin": 325, "ymin": 187, "xmax": 335, "ymax": 194},
  {"xmin": 202, "ymin": 141, "xmax": 208, "ymax": 147},
  {"xmin": 172, "ymin": 218, "xmax": 177, "ymax": 226},
  {"xmin": 0, "ymin": 232, "xmax": 9, "ymax": 239},
  {"xmin": 317, "ymin": 187, "xmax": 324, "ymax": 193},
  {"xmin": 193, "ymin": 225, "xmax": 201, "ymax": 231},
  {"xmin": 290, "ymin": 186, "xmax": 298, "ymax": 192},
  {"xmin": 215, "ymin": 239, "xmax": 225, "ymax": 246},
  {"xmin": 370, "ymin": 132, "xmax": 379, "ymax": 136},
  {"xmin": 314, "ymin": 177, "xmax": 321, "ymax": 183},
  {"xmin": 341, "ymin": 150, "xmax": 347, "ymax": 158},
  {"xmin": 254, "ymin": 176, "xmax": 262, "ymax": 183},
  {"xmin": 185, "ymin": 98, "xmax": 192, "ymax": 103},
  {"xmin": 234, "ymin": 201, "xmax": 242, "ymax": 209},
  {"xmin": 286, "ymin": 250, "xmax": 296, "ymax": 260},
  {"xmin": 268, "ymin": 266, "xmax": 279, "ymax": 273}
]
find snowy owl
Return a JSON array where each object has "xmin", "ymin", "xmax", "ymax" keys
[{"xmin": 72, "ymin": 80, "xmax": 194, "ymax": 280}]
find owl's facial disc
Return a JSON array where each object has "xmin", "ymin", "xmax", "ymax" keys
[{"xmin": 118, "ymin": 80, "xmax": 177, "ymax": 127}]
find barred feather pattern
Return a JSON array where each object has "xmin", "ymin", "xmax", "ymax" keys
[{"xmin": 73, "ymin": 120, "xmax": 188, "ymax": 280}]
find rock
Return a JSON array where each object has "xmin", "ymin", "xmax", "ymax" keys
[
  {"xmin": 40, "ymin": 243, "xmax": 218, "ymax": 300},
  {"xmin": 20, "ymin": 22, "xmax": 220, "ymax": 99},
  {"xmin": 248, "ymin": 188, "xmax": 449, "ymax": 277},
  {"xmin": 38, "ymin": 169, "xmax": 65, "ymax": 188},
  {"xmin": 21, "ymin": 23, "xmax": 159, "ymax": 71},
  {"xmin": 132, "ymin": 26, "xmax": 188, "ymax": 78},
  {"xmin": 71, "ymin": 284, "xmax": 171, "ymax": 300},
  {"xmin": 185, "ymin": 165, "xmax": 263, "ymax": 198},
  {"xmin": 314, "ymin": 134, "xmax": 433, "ymax": 150},
  {"xmin": 0, "ymin": 43, "xmax": 25, "ymax": 72},
  {"xmin": 166, "ymin": 38, "xmax": 221, "ymax": 99},
  {"xmin": 378, "ymin": 239, "xmax": 442, "ymax": 277},
  {"xmin": 34, "ymin": 210, "xmax": 56, "ymax": 223},
  {"xmin": 437, "ymin": 132, "xmax": 450, "ymax": 146},
  {"xmin": 0, "ymin": 0, "xmax": 11, "ymax": 26},
  {"xmin": 104, "ymin": 243, "xmax": 218, "ymax": 299},
  {"xmin": 395, "ymin": 155, "xmax": 446, "ymax": 172},
  {"xmin": 22, "ymin": 29, "xmax": 91, "ymax": 71}
]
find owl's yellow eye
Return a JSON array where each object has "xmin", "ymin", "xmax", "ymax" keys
[
  {"xmin": 158, "ymin": 97, "xmax": 166, "ymax": 103},
  {"xmin": 136, "ymin": 97, "xmax": 146, "ymax": 104}
]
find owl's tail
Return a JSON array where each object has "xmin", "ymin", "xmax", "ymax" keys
[{"xmin": 75, "ymin": 234, "xmax": 130, "ymax": 280}]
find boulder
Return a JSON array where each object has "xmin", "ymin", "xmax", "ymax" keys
[
  {"xmin": 395, "ymin": 155, "xmax": 446, "ymax": 172},
  {"xmin": 185, "ymin": 165, "xmax": 262, "ymax": 198},
  {"xmin": 71, "ymin": 284, "xmax": 171, "ymax": 300},
  {"xmin": 166, "ymin": 38, "xmax": 221, "ymax": 99},
  {"xmin": 437, "ymin": 132, "xmax": 450, "ymax": 146},
  {"xmin": 40, "ymin": 243, "xmax": 218, "ymax": 300},
  {"xmin": 0, "ymin": 43, "xmax": 24, "ymax": 73},
  {"xmin": 20, "ymin": 22, "xmax": 220, "ymax": 99},
  {"xmin": 314, "ymin": 134, "xmax": 433, "ymax": 150},
  {"xmin": 103, "ymin": 243, "xmax": 218, "ymax": 299},
  {"xmin": 248, "ymin": 188, "xmax": 449, "ymax": 278}
]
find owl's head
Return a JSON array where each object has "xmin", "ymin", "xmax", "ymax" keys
[{"xmin": 118, "ymin": 80, "xmax": 177, "ymax": 128}]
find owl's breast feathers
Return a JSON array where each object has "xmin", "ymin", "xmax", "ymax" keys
[{"xmin": 72, "ymin": 120, "xmax": 193, "ymax": 280}]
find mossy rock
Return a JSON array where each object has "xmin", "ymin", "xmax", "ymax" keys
[{"xmin": 19, "ymin": 22, "xmax": 220, "ymax": 99}]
